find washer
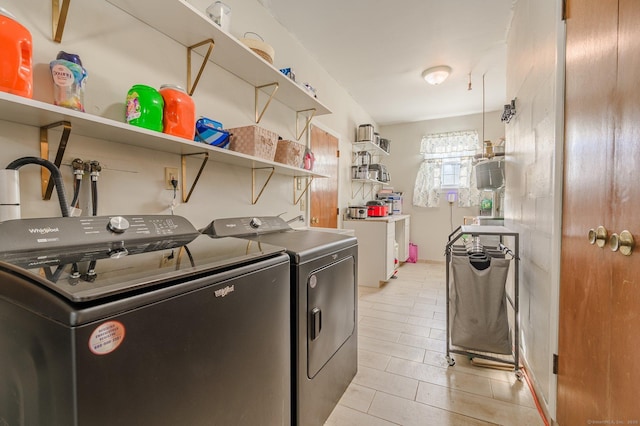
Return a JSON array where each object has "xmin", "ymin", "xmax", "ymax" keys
[
  {"xmin": 202, "ymin": 216, "xmax": 358, "ymax": 426},
  {"xmin": 0, "ymin": 215, "xmax": 291, "ymax": 426}
]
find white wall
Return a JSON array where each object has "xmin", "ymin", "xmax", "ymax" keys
[
  {"xmin": 0, "ymin": 0, "xmax": 375, "ymax": 228},
  {"xmin": 504, "ymin": 0, "xmax": 564, "ymax": 420},
  {"xmin": 379, "ymin": 110, "xmax": 504, "ymax": 261}
]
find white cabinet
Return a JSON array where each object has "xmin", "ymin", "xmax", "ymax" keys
[{"xmin": 344, "ymin": 215, "xmax": 410, "ymax": 287}]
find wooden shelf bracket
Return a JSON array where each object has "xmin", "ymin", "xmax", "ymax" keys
[
  {"xmin": 40, "ymin": 121, "xmax": 72, "ymax": 200},
  {"xmin": 180, "ymin": 152, "xmax": 209, "ymax": 203},
  {"xmin": 293, "ymin": 176, "xmax": 314, "ymax": 205},
  {"xmin": 187, "ymin": 39, "xmax": 216, "ymax": 95},
  {"xmin": 52, "ymin": 0, "xmax": 71, "ymax": 43},
  {"xmin": 296, "ymin": 108, "xmax": 316, "ymax": 141},
  {"xmin": 255, "ymin": 83, "xmax": 279, "ymax": 123},
  {"xmin": 252, "ymin": 167, "xmax": 275, "ymax": 204}
]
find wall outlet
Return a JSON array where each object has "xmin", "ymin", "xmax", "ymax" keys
[
  {"xmin": 165, "ymin": 167, "xmax": 178, "ymax": 190},
  {"xmin": 160, "ymin": 252, "xmax": 175, "ymax": 267}
]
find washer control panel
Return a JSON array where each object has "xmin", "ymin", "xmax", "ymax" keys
[{"xmin": 0, "ymin": 215, "xmax": 199, "ymax": 254}]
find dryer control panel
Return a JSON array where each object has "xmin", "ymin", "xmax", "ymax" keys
[{"xmin": 201, "ymin": 216, "xmax": 292, "ymax": 238}]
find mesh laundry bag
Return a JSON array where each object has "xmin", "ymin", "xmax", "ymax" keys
[{"xmin": 450, "ymin": 254, "xmax": 512, "ymax": 354}]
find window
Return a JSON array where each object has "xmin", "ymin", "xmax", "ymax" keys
[
  {"xmin": 441, "ymin": 160, "xmax": 461, "ymax": 188},
  {"xmin": 413, "ymin": 130, "xmax": 481, "ymax": 208}
]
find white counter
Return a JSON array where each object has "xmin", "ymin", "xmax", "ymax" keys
[
  {"xmin": 344, "ymin": 215, "xmax": 411, "ymax": 287},
  {"xmin": 344, "ymin": 214, "xmax": 411, "ymax": 224}
]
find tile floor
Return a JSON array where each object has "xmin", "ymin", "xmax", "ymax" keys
[{"xmin": 324, "ymin": 261, "xmax": 545, "ymax": 426}]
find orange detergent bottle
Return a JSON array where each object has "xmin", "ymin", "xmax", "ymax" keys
[
  {"xmin": 0, "ymin": 7, "xmax": 33, "ymax": 98},
  {"xmin": 159, "ymin": 85, "xmax": 195, "ymax": 139}
]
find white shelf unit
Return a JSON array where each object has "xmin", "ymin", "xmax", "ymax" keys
[
  {"xmin": 105, "ymin": 0, "xmax": 331, "ymax": 116},
  {"xmin": 2, "ymin": 0, "xmax": 333, "ymax": 204},
  {"xmin": 351, "ymin": 140, "xmax": 390, "ymax": 198},
  {"xmin": 0, "ymin": 92, "xmax": 328, "ymax": 179},
  {"xmin": 352, "ymin": 141, "xmax": 390, "ymax": 157}
]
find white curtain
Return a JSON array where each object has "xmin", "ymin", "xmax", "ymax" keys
[{"xmin": 413, "ymin": 130, "xmax": 481, "ymax": 208}]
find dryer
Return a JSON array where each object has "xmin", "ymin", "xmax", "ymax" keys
[{"xmin": 202, "ymin": 216, "xmax": 358, "ymax": 426}]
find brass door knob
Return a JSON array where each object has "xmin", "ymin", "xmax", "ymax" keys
[
  {"xmin": 588, "ymin": 226, "xmax": 608, "ymax": 248},
  {"xmin": 610, "ymin": 230, "xmax": 635, "ymax": 256},
  {"xmin": 311, "ymin": 217, "xmax": 319, "ymax": 224}
]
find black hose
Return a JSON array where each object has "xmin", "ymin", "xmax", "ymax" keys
[
  {"xmin": 71, "ymin": 177, "xmax": 81, "ymax": 208},
  {"xmin": 91, "ymin": 179, "xmax": 98, "ymax": 216},
  {"xmin": 89, "ymin": 160, "xmax": 101, "ymax": 217},
  {"xmin": 6, "ymin": 156, "xmax": 71, "ymax": 217}
]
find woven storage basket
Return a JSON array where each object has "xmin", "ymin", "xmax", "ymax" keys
[
  {"xmin": 227, "ymin": 125, "xmax": 278, "ymax": 161},
  {"xmin": 274, "ymin": 139, "xmax": 305, "ymax": 167},
  {"xmin": 241, "ymin": 32, "xmax": 275, "ymax": 64}
]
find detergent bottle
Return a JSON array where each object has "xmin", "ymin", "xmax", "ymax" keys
[
  {"xmin": 0, "ymin": 7, "xmax": 33, "ymax": 98},
  {"xmin": 50, "ymin": 51, "xmax": 87, "ymax": 111}
]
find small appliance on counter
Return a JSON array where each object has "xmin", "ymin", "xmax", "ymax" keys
[
  {"xmin": 379, "ymin": 138, "xmax": 391, "ymax": 153},
  {"xmin": 368, "ymin": 164, "xmax": 390, "ymax": 183},
  {"xmin": 377, "ymin": 192, "xmax": 403, "ymax": 215},
  {"xmin": 348, "ymin": 206, "xmax": 367, "ymax": 219},
  {"xmin": 355, "ymin": 150, "xmax": 371, "ymax": 166},
  {"xmin": 356, "ymin": 124, "xmax": 374, "ymax": 142},
  {"xmin": 366, "ymin": 200, "xmax": 388, "ymax": 217}
]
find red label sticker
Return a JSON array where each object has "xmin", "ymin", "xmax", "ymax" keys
[{"xmin": 88, "ymin": 321, "xmax": 126, "ymax": 355}]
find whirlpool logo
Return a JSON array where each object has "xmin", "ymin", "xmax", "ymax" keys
[
  {"xmin": 28, "ymin": 227, "xmax": 60, "ymax": 235},
  {"xmin": 214, "ymin": 285, "xmax": 235, "ymax": 298}
]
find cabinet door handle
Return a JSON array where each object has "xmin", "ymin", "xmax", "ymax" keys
[
  {"xmin": 588, "ymin": 225, "xmax": 608, "ymax": 248},
  {"xmin": 610, "ymin": 230, "xmax": 635, "ymax": 256}
]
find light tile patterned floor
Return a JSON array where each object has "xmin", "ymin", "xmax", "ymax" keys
[{"xmin": 325, "ymin": 261, "xmax": 544, "ymax": 426}]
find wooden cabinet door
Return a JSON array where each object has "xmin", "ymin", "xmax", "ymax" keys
[
  {"xmin": 558, "ymin": 0, "xmax": 640, "ymax": 423},
  {"xmin": 310, "ymin": 125, "xmax": 339, "ymax": 228},
  {"xmin": 608, "ymin": 0, "xmax": 640, "ymax": 417}
]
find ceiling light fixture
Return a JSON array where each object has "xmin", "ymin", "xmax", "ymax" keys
[{"xmin": 422, "ymin": 65, "xmax": 452, "ymax": 85}]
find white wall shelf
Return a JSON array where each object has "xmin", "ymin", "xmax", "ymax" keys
[
  {"xmin": 105, "ymin": 0, "xmax": 331, "ymax": 116},
  {"xmin": 0, "ymin": 92, "xmax": 329, "ymax": 179},
  {"xmin": 351, "ymin": 140, "xmax": 390, "ymax": 198},
  {"xmin": 352, "ymin": 141, "xmax": 390, "ymax": 157}
]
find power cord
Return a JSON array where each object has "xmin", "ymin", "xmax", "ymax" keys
[{"xmin": 170, "ymin": 177, "xmax": 178, "ymax": 215}]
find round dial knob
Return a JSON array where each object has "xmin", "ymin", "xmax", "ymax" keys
[
  {"xmin": 108, "ymin": 216, "xmax": 130, "ymax": 233},
  {"xmin": 249, "ymin": 217, "xmax": 262, "ymax": 229}
]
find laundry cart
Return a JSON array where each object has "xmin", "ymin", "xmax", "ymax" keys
[{"xmin": 444, "ymin": 225, "xmax": 522, "ymax": 380}]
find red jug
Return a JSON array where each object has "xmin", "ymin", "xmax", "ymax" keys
[
  {"xmin": 159, "ymin": 85, "xmax": 195, "ymax": 139},
  {"xmin": 0, "ymin": 7, "xmax": 33, "ymax": 98}
]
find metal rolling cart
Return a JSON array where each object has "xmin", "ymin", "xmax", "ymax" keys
[{"xmin": 445, "ymin": 225, "xmax": 522, "ymax": 380}]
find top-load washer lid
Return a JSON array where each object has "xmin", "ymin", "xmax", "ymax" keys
[{"xmin": 0, "ymin": 215, "xmax": 286, "ymax": 303}]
